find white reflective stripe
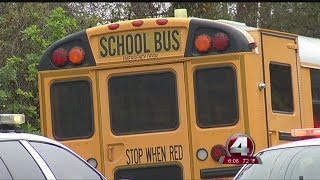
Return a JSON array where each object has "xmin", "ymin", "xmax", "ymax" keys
[{"xmin": 20, "ymin": 140, "xmax": 56, "ymax": 180}]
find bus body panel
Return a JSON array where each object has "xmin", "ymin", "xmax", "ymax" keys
[
  {"xmin": 299, "ymin": 67, "xmax": 314, "ymax": 128},
  {"xmin": 86, "ymin": 18, "xmax": 191, "ymax": 64},
  {"xmin": 242, "ymin": 53, "xmax": 269, "ymax": 153},
  {"xmin": 97, "ymin": 63, "xmax": 192, "ymax": 179},
  {"xmin": 38, "ymin": 69, "xmax": 103, "ymax": 173}
]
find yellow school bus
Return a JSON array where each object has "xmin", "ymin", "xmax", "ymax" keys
[{"xmin": 38, "ymin": 9, "xmax": 320, "ymax": 179}]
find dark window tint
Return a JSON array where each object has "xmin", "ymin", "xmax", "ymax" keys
[
  {"xmin": 109, "ymin": 71, "xmax": 179, "ymax": 135},
  {"xmin": 270, "ymin": 63, "xmax": 293, "ymax": 112},
  {"xmin": 311, "ymin": 69, "xmax": 320, "ymax": 127},
  {"xmin": 51, "ymin": 80, "xmax": 94, "ymax": 140},
  {"xmin": 115, "ymin": 164, "xmax": 183, "ymax": 180},
  {"xmin": 0, "ymin": 141, "xmax": 45, "ymax": 179},
  {"xmin": 235, "ymin": 146, "xmax": 307, "ymax": 179},
  {"xmin": 30, "ymin": 142, "xmax": 101, "ymax": 180},
  {"xmin": 194, "ymin": 66, "xmax": 238, "ymax": 127}
]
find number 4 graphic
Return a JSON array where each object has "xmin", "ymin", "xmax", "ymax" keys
[{"xmin": 230, "ymin": 136, "xmax": 250, "ymax": 156}]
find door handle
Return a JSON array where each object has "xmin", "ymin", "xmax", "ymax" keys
[{"xmin": 108, "ymin": 146, "xmax": 113, "ymax": 162}]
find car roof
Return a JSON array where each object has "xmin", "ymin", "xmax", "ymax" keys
[
  {"xmin": 0, "ymin": 132, "xmax": 106, "ymax": 179},
  {"xmin": 0, "ymin": 132, "xmax": 62, "ymax": 146},
  {"xmin": 261, "ymin": 137, "xmax": 320, "ymax": 152}
]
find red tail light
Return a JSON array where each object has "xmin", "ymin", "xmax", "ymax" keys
[
  {"xmin": 213, "ymin": 33, "xmax": 229, "ymax": 51},
  {"xmin": 51, "ymin": 48, "xmax": 68, "ymax": 67},
  {"xmin": 211, "ymin": 144, "xmax": 227, "ymax": 162}
]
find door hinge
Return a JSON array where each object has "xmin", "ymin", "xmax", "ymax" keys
[{"xmin": 287, "ymin": 43, "xmax": 298, "ymax": 50}]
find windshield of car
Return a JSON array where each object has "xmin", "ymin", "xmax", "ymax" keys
[
  {"xmin": 0, "ymin": 141, "xmax": 46, "ymax": 179},
  {"xmin": 30, "ymin": 141, "xmax": 103, "ymax": 180},
  {"xmin": 235, "ymin": 145, "xmax": 320, "ymax": 180}
]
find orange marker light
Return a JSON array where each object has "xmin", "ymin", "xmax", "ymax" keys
[
  {"xmin": 195, "ymin": 34, "xmax": 212, "ymax": 53},
  {"xmin": 69, "ymin": 47, "xmax": 85, "ymax": 65}
]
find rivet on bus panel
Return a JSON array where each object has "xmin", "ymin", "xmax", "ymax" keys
[
  {"xmin": 132, "ymin": 20, "xmax": 144, "ymax": 27},
  {"xmin": 108, "ymin": 23, "xmax": 120, "ymax": 30},
  {"xmin": 156, "ymin": 19, "xmax": 168, "ymax": 25}
]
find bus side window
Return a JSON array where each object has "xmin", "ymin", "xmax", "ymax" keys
[
  {"xmin": 310, "ymin": 69, "xmax": 320, "ymax": 127},
  {"xmin": 269, "ymin": 63, "xmax": 294, "ymax": 113}
]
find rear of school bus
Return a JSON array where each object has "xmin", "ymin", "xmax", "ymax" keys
[{"xmin": 38, "ymin": 17, "xmax": 259, "ymax": 179}]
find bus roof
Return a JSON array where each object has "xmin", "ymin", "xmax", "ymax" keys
[
  {"xmin": 39, "ymin": 17, "xmax": 320, "ymax": 71},
  {"xmin": 215, "ymin": 20, "xmax": 320, "ymax": 67},
  {"xmin": 298, "ymin": 36, "xmax": 320, "ymax": 66},
  {"xmin": 39, "ymin": 17, "xmax": 255, "ymax": 71}
]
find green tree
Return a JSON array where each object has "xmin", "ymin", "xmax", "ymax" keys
[
  {"xmin": 259, "ymin": 2, "xmax": 320, "ymax": 38},
  {"xmin": 68, "ymin": 2, "xmax": 169, "ymax": 23},
  {"xmin": 234, "ymin": 2, "xmax": 259, "ymax": 27},
  {"xmin": 0, "ymin": 4, "xmax": 98, "ymax": 133}
]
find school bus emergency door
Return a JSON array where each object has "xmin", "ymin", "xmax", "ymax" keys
[
  {"xmin": 186, "ymin": 54, "xmax": 246, "ymax": 179},
  {"xmin": 39, "ymin": 69, "xmax": 103, "ymax": 172},
  {"xmin": 261, "ymin": 33, "xmax": 302, "ymax": 146},
  {"xmin": 97, "ymin": 63, "xmax": 192, "ymax": 179}
]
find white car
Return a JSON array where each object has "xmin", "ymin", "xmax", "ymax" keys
[
  {"xmin": 0, "ymin": 114, "xmax": 106, "ymax": 180},
  {"xmin": 234, "ymin": 128, "xmax": 320, "ymax": 180}
]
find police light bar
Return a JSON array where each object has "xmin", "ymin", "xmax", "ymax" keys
[
  {"xmin": 291, "ymin": 128, "xmax": 320, "ymax": 137},
  {"xmin": 0, "ymin": 114, "xmax": 25, "ymax": 125}
]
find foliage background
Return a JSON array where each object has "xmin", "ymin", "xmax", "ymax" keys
[{"xmin": 0, "ymin": 2, "xmax": 319, "ymax": 133}]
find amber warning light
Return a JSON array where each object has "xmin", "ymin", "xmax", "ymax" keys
[
  {"xmin": 291, "ymin": 128, "xmax": 320, "ymax": 137},
  {"xmin": 218, "ymin": 133, "xmax": 262, "ymax": 165}
]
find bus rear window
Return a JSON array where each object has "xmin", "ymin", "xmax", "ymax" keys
[
  {"xmin": 194, "ymin": 66, "xmax": 238, "ymax": 128},
  {"xmin": 108, "ymin": 71, "xmax": 179, "ymax": 135},
  {"xmin": 51, "ymin": 80, "xmax": 94, "ymax": 140}
]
